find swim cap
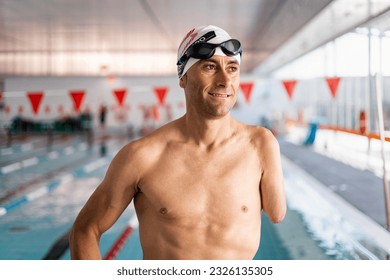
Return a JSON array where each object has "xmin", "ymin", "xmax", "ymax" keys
[{"xmin": 177, "ymin": 25, "xmax": 241, "ymax": 78}]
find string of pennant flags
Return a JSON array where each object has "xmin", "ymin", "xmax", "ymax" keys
[
  {"xmin": 44, "ymin": 88, "xmax": 127, "ymax": 114},
  {"xmin": 282, "ymin": 77, "xmax": 341, "ymax": 100},
  {"xmin": 0, "ymin": 78, "xmax": 342, "ymax": 116},
  {"xmin": 1, "ymin": 82, "xmax": 257, "ymax": 116},
  {"xmin": 1, "ymin": 86, "xmax": 171, "ymax": 116}
]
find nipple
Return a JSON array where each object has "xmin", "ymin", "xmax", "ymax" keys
[
  {"xmin": 159, "ymin": 208, "xmax": 168, "ymax": 215},
  {"xmin": 241, "ymin": 206, "xmax": 248, "ymax": 213}
]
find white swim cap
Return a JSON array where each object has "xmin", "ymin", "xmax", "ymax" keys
[{"xmin": 177, "ymin": 25, "xmax": 241, "ymax": 78}]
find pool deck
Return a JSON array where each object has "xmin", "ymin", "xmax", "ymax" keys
[
  {"xmin": 279, "ymin": 138, "xmax": 389, "ymax": 229},
  {"xmin": 279, "ymin": 137, "xmax": 390, "ymax": 259}
]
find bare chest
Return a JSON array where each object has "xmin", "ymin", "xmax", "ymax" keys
[{"xmin": 136, "ymin": 145, "xmax": 262, "ymax": 222}]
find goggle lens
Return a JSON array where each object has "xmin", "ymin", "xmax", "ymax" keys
[{"xmin": 177, "ymin": 39, "xmax": 242, "ymax": 66}]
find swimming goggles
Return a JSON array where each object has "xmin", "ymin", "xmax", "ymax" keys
[{"xmin": 177, "ymin": 39, "xmax": 242, "ymax": 76}]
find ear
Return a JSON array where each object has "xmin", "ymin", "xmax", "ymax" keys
[{"xmin": 179, "ymin": 75, "xmax": 187, "ymax": 88}]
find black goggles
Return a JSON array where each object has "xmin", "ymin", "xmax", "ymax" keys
[{"xmin": 177, "ymin": 39, "xmax": 242, "ymax": 67}]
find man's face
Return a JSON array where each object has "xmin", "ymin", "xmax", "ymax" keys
[{"xmin": 180, "ymin": 55, "xmax": 240, "ymax": 119}]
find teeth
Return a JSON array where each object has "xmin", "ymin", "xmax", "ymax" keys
[{"xmin": 211, "ymin": 93, "xmax": 228, "ymax": 97}]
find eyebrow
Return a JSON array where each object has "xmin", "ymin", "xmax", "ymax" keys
[{"xmin": 203, "ymin": 57, "xmax": 240, "ymax": 65}]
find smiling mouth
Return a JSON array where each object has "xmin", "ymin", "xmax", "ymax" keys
[{"xmin": 209, "ymin": 93, "xmax": 231, "ymax": 98}]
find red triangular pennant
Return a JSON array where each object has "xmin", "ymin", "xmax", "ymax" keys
[
  {"xmin": 153, "ymin": 87, "xmax": 168, "ymax": 105},
  {"xmin": 282, "ymin": 80, "xmax": 297, "ymax": 100},
  {"xmin": 69, "ymin": 90, "xmax": 85, "ymax": 113},
  {"xmin": 27, "ymin": 92, "xmax": 44, "ymax": 115},
  {"xmin": 113, "ymin": 88, "xmax": 127, "ymax": 107},
  {"xmin": 239, "ymin": 82, "xmax": 254, "ymax": 103},
  {"xmin": 326, "ymin": 77, "xmax": 341, "ymax": 99}
]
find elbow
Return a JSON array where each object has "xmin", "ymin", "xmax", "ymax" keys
[
  {"xmin": 269, "ymin": 212, "xmax": 286, "ymax": 224},
  {"xmin": 68, "ymin": 220, "xmax": 94, "ymax": 258},
  {"xmin": 268, "ymin": 206, "xmax": 287, "ymax": 224},
  {"xmin": 68, "ymin": 220, "xmax": 82, "ymax": 246},
  {"xmin": 68, "ymin": 225, "xmax": 78, "ymax": 258}
]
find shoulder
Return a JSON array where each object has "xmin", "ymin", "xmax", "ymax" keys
[
  {"xmin": 114, "ymin": 120, "xmax": 181, "ymax": 166},
  {"xmin": 234, "ymin": 121, "xmax": 280, "ymax": 162},
  {"xmin": 253, "ymin": 125, "xmax": 279, "ymax": 148},
  {"xmin": 234, "ymin": 123, "xmax": 282, "ymax": 176},
  {"xmin": 235, "ymin": 121, "xmax": 278, "ymax": 149}
]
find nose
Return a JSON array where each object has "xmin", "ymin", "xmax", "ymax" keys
[{"xmin": 215, "ymin": 68, "xmax": 231, "ymax": 88}]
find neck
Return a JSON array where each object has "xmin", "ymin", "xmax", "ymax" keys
[{"xmin": 182, "ymin": 113, "xmax": 234, "ymax": 148}]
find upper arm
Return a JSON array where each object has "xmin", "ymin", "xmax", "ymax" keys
[
  {"xmin": 73, "ymin": 143, "xmax": 139, "ymax": 237},
  {"xmin": 259, "ymin": 129, "xmax": 286, "ymax": 223}
]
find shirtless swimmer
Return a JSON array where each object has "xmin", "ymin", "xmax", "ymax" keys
[{"xmin": 69, "ymin": 25, "xmax": 286, "ymax": 260}]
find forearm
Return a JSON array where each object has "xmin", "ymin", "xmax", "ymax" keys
[{"xmin": 69, "ymin": 227, "xmax": 102, "ymax": 260}]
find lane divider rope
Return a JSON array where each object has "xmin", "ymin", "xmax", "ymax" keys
[
  {"xmin": 0, "ymin": 154, "xmax": 114, "ymax": 217},
  {"xmin": 0, "ymin": 142, "xmax": 88, "ymax": 175},
  {"xmin": 0, "ymin": 143, "xmax": 34, "ymax": 156},
  {"xmin": 104, "ymin": 214, "xmax": 139, "ymax": 260}
]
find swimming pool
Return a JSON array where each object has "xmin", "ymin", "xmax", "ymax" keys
[{"xmin": 1, "ymin": 134, "xmax": 389, "ymax": 260}]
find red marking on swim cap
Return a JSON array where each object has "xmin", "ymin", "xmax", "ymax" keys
[
  {"xmin": 179, "ymin": 28, "xmax": 199, "ymax": 57},
  {"xmin": 183, "ymin": 32, "xmax": 197, "ymax": 54},
  {"xmin": 179, "ymin": 28, "xmax": 195, "ymax": 50}
]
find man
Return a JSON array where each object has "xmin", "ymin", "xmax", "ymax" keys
[{"xmin": 69, "ymin": 25, "xmax": 286, "ymax": 260}]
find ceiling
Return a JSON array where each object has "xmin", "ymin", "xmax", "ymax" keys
[{"xmin": 0, "ymin": 0, "xmax": 389, "ymax": 77}]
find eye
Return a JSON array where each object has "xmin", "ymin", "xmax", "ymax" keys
[
  {"xmin": 204, "ymin": 63, "xmax": 217, "ymax": 70},
  {"xmin": 227, "ymin": 65, "xmax": 239, "ymax": 74}
]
